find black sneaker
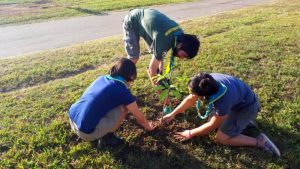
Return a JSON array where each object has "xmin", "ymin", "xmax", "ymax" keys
[{"xmin": 99, "ymin": 133, "xmax": 125, "ymax": 146}]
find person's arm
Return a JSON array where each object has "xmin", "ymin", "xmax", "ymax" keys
[
  {"xmin": 158, "ymin": 59, "xmax": 163, "ymax": 75},
  {"xmin": 126, "ymin": 101, "xmax": 154, "ymax": 131},
  {"xmin": 148, "ymin": 56, "xmax": 161, "ymax": 85},
  {"xmin": 175, "ymin": 114, "xmax": 227, "ymax": 142},
  {"xmin": 163, "ymin": 94, "xmax": 198, "ymax": 123}
]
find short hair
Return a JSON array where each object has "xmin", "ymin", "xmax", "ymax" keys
[
  {"xmin": 188, "ymin": 73, "xmax": 218, "ymax": 97},
  {"xmin": 177, "ymin": 34, "xmax": 200, "ymax": 59},
  {"xmin": 109, "ymin": 58, "xmax": 137, "ymax": 82}
]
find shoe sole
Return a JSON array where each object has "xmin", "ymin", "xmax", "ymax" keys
[
  {"xmin": 248, "ymin": 120, "xmax": 258, "ymax": 128},
  {"xmin": 261, "ymin": 133, "xmax": 281, "ymax": 157}
]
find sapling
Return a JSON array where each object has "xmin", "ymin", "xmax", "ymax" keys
[
  {"xmin": 153, "ymin": 74, "xmax": 182, "ymax": 121},
  {"xmin": 152, "ymin": 54, "xmax": 188, "ymax": 121}
]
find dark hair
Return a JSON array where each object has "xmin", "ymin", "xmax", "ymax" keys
[
  {"xmin": 188, "ymin": 73, "xmax": 218, "ymax": 97},
  {"xmin": 109, "ymin": 58, "xmax": 137, "ymax": 82},
  {"xmin": 177, "ymin": 34, "xmax": 200, "ymax": 59}
]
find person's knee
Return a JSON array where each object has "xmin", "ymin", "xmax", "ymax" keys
[
  {"xmin": 216, "ymin": 130, "xmax": 230, "ymax": 145},
  {"xmin": 120, "ymin": 105, "xmax": 129, "ymax": 116}
]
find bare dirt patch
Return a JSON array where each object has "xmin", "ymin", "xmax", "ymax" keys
[{"xmin": 0, "ymin": 1, "xmax": 56, "ymax": 16}]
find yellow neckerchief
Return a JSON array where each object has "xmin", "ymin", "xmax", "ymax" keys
[{"xmin": 164, "ymin": 26, "xmax": 182, "ymax": 75}]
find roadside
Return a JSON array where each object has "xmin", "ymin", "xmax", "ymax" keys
[
  {"xmin": 0, "ymin": 0, "xmax": 193, "ymax": 25},
  {"xmin": 0, "ymin": 0, "xmax": 271, "ymax": 58},
  {"xmin": 0, "ymin": 0, "xmax": 299, "ymax": 168}
]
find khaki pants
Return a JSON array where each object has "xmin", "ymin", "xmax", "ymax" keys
[
  {"xmin": 69, "ymin": 107, "xmax": 124, "ymax": 141},
  {"xmin": 123, "ymin": 14, "xmax": 140, "ymax": 60}
]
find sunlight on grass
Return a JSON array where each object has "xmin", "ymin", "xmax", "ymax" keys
[
  {"xmin": 0, "ymin": 0, "xmax": 194, "ymax": 25},
  {"xmin": 0, "ymin": 0, "xmax": 299, "ymax": 168}
]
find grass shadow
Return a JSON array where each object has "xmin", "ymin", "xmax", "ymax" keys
[
  {"xmin": 74, "ymin": 91, "xmax": 299, "ymax": 168},
  {"xmin": 99, "ymin": 128, "xmax": 208, "ymax": 169},
  {"xmin": 65, "ymin": 105, "xmax": 299, "ymax": 168},
  {"xmin": 256, "ymin": 120, "xmax": 300, "ymax": 168},
  {"xmin": 67, "ymin": 7, "xmax": 107, "ymax": 16}
]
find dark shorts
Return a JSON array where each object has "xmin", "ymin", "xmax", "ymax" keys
[{"xmin": 219, "ymin": 96, "xmax": 260, "ymax": 137}]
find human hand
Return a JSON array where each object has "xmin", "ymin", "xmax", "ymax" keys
[
  {"xmin": 174, "ymin": 130, "xmax": 193, "ymax": 142},
  {"xmin": 162, "ymin": 113, "xmax": 175, "ymax": 124},
  {"xmin": 145, "ymin": 121, "xmax": 158, "ymax": 131}
]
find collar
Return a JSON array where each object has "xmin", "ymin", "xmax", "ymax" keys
[
  {"xmin": 105, "ymin": 75, "xmax": 127, "ymax": 87},
  {"xmin": 208, "ymin": 82, "xmax": 227, "ymax": 104},
  {"xmin": 196, "ymin": 82, "xmax": 227, "ymax": 119}
]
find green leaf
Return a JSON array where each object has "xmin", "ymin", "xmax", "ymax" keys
[
  {"xmin": 159, "ymin": 90, "xmax": 169, "ymax": 101},
  {"xmin": 162, "ymin": 81, "xmax": 170, "ymax": 88},
  {"xmin": 169, "ymin": 85, "xmax": 177, "ymax": 89},
  {"xmin": 153, "ymin": 85, "xmax": 165, "ymax": 91},
  {"xmin": 172, "ymin": 89, "xmax": 181, "ymax": 98}
]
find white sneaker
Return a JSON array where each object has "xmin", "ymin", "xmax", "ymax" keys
[{"xmin": 257, "ymin": 133, "xmax": 281, "ymax": 157}]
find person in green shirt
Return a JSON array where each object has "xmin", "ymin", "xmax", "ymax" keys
[{"xmin": 123, "ymin": 8, "xmax": 200, "ymax": 87}]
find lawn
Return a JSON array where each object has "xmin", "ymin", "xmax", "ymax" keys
[
  {"xmin": 0, "ymin": 0, "xmax": 194, "ymax": 25},
  {"xmin": 0, "ymin": 0, "xmax": 299, "ymax": 168}
]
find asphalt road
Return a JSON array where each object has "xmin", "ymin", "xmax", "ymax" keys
[{"xmin": 0, "ymin": 0, "xmax": 270, "ymax": 58}]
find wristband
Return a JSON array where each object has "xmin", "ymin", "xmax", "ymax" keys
[{"xmin": 188, "ymin": 130, "xmax": 192, "ymax": 139}]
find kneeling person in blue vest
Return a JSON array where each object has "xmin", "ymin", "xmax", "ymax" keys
[
  {"xmin": 68, "ymin": 58, "xmax": 155, "ymax": 146},
  {"xmin": 163, "ymin": 73, "xmax": 281, "ymax": 157}
]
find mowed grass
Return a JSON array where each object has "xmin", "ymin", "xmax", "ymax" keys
[
  {"xmin": 0, "ymin": 0, "xmax": 194, "ymax": 25},
  {"xmin": 0, "ymin": 0, "xmax": 299, "ymax": 168}
]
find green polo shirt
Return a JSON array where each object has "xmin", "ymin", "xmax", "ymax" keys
[{"xmin": 127, "ymin": 8, "xmax": 183, "ymax": 61}]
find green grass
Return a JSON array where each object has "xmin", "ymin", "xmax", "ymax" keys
[
  {"xmin": 0, "ymin": 0, "xmax": 194, "ymax": 25},
  {"xmin": 0, "ymin": 0, "xmax": 300, "ymax": 168}
]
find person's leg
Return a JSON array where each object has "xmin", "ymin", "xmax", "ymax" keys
[
  {"xmin": 216, "ymin": 129, "xmax": 281, "ymax": 156},
  {"xmin": 69, "ymin": 118, "xmax": 76, "ymax": 132},
  {"xmin": 216, "ymin": 130, "xmax": 257, "ymax": 147},
  {"xmin": 123, "ymin": 15, "xmax": 140, "ymax": 63},
  {"xmin": 217, "ymin": 97, "xmax": 260, "ymax": 147},
  {"xmin": 69, "ymin": 118, "xmax": 95, "ymax": 141},
  {"xmin": 68, "ymin": 106, "xmax": 127, "ymax": 142},
  {"xmin": 92, "ymin": 106, "xmax": 125, "ymax": 138},
  {"xmin": 89, "ymin": 106, "xmax": 128, "ymax": 146},
  {"xmin": 110, "ymin": 105, "xmax": 128, "ymax": 132}
]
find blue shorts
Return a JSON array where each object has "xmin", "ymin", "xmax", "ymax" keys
[{"xmin": 219, "ymin": 96, "xmax": 260, "ymax": 137}]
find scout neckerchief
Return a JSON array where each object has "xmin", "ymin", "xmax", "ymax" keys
[
  {"xmin": 196, "ymin": 82, "xmax": 227, "ymax": 119},
  {"xmin": 105, "ymin": 75, "xmax": 127, "ymax": 87},
  {"xmin": 162, "ymin": 27, "xmax": 182, "ymax": 115},
  {"xmin": 164, "ymin": 27, "xmax": 182, "ymax": 77}
]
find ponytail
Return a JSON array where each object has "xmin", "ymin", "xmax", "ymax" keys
[{"xmin": 188, "ymin": 73, "xmax": 218, "ymax": 97}]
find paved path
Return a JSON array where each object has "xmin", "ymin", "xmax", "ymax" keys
[{"xmin": 0, "ymin": 0, "xmax": 270, "ymax": 58}]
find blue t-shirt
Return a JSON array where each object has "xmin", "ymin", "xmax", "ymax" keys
[
  {"xmin": 68, "ymin": 76, "xmax": 136, "ymax": 133},
  {"xmin": 210, "ymin": 73, "xmax": 256, "ymax": 116}
]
